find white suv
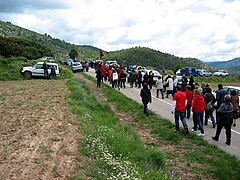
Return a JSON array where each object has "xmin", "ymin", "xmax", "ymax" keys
[
  {"xmin": 213, "ymin": 70, "xmax": 229, "ymax": 77},
  {"xmin": 21, "ymin": 62, "xmax": 60, "ymax": 78},
  {"xmin": 198, "ymin": 69, "xmax": 212, "ymax": 76}
]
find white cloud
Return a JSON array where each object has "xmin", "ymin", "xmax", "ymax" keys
[{"xmin": 0, "ymin": 0, "xmax": 240, "ymax": 61}]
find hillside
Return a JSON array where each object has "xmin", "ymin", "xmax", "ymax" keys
[
  {"xmin": 0, "ymin": 20, "xmax": 99, "ymax": 60},
  {"xmin": 1, "ymin": 20, "xmax": 213, "ymax": 70},
  {"xmin": 0, "ymin": 36, "xmax": 53, "ymax": 59},
  {"xmin": 206, "ymin": 58, "xmax": 240, "ymax": 73},
  {"xmin": 103, "ymin": 47, "xmax": 213, "ymax": 71}
]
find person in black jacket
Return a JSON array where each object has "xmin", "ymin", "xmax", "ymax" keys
[
  {"xmin": 140, "ymin": 83, "xmax": 152, "ymax": 117},
  {"xmin": 96, "ymin": 68, "xmax": 102, "ymax": 88},
  {"xmin": 215, "ymin": 84, "xmax": 228, "ymax": 123},
  {"xmin": 212, "ymin": 95, "xmax": 234, "ymax": 145}
]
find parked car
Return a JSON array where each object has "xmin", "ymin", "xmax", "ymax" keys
[
  {"xmin": 71, "ymin": 62, "xmax": 83, "ymax": 73},
  {"xmin": 176, "ymin": 75, "xmax": 190, "ymax": 84},
  {"xmin": 213, "ymin": 70, "xmax": 229, "ymax": 77},
  {"xmin": 20, "ymin": 62, "xmax": 60, "ymax": 78},
  {"xmin": 198, "ymin": 69, "xmax": 212, "ymax": 76},
  {"xmin": 212, "ymin": 86, "xmax": 240, "ymax": 106},
  {"xmin": 64, "ymin": 59, "xmax": 74, "ymax": 66},
  {"xmin": 176, "ymin": 66, "xmax": 199, "ymax": 76}
]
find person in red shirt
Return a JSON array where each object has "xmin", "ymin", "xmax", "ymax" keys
[
  {"xmin": 172, "ymin": 86, "xmax": 189, "ymax": 134},
  {"xmin": 192, "ymin": 89, "xmax": 206, "ymax": 136},
  {"xmin": 185, "ymin": 85, "xmax": 193, "ymax": 119}
]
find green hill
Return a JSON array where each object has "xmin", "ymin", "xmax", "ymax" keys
[
  {"xmin": 0, "ymin": 20, "xmax": 99, "ymax": 60},
  {"xmin": 103, "ymin": 47, "xmax": 213, "ymax": 71},
  {"xmin": 0, "ymin": 36, "xmax": 53, "ymax": 59}
]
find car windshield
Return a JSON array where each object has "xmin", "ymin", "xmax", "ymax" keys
[{"xmin": 32, "ymin": 64, "xmax": 38, "ymax": 68}]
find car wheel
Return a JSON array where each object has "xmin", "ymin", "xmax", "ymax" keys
[{"xmin": 24, "ymin": 71, "xmax": 32, "ymax": 78}]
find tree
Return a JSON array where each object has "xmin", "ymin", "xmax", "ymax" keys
[{"xmin": 69, "ymin": 49, "xmax": 78, "ymax": 60}]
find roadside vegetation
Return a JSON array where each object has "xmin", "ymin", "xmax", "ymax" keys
[
  {"xmin": 67, "ymin": 78, "xmax": 167, "ymax": 179},
  {"xmin": 69, "ymin": 73, "xmax": 240, "ymax": 179}
]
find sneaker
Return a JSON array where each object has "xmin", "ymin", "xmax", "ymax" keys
[
  {"xmin": 198, "ymin": 133, "xmax": 205, "ymax": 137},
  {"xmin": 213, "ymin": 124, "xmax": 216, "ymax": 128},
  {"xmin": 191, "ymin": 128, "xmax": 196, "ymax": 132},
  {"xmin": 185, "ymin": 129, "xmax": 189, "ymax": 134}
]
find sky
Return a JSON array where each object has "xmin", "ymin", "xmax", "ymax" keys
[{"xmin": 0, "ymin": 0, "xmax": 240, "ymax": 62}]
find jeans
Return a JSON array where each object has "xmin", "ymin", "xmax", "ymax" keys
[
  {"xmin": 156, "ymin": 89, "xmax": 164, "ymax": 99},
  {"xmin": 193, "ymin": 112, "xmax": 204, "ymax": 134},
  {"xmin": 143, "ymin": 103, "xmax": 149, "ymax": 117},
  {"xmin": 97, "ymin": 79, "xmax": 101, "ymax": 87},
  {"xmin": 205, "ymin": 110, "xmax": 216, "ymax": 125},
  {"xmin": 186, "ymin": 104, "xmax": 192, "ymax": 119},
  {"xmin": 174, "ymin": 110, "xmax": 188, "ymax": 130}
]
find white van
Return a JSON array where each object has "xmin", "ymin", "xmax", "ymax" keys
[{"xmin": 21, "ymin": 62, "xmax": 60, "ymax": 78}]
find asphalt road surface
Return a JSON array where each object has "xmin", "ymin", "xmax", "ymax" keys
[{"xmin": 86, "ymin": 68, "xmax": 240, "ymax": 159}]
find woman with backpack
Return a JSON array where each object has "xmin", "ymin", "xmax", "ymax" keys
[{"xmin": 204, "ymin": 87, "xmax": 216, "ymax": 128}]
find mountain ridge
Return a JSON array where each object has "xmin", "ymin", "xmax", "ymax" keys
[{"xmin": 206, "ymin": 57, "xmax": 240, "ymax": 73}]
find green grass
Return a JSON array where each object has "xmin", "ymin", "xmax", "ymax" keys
[
  {"xmin": 80, "ymin": 72, "xmax": 240, "ymax": 180},
  {"xmin": 194, "ymin": 75, "xmax": 240, "ymax": 84},
  {"xmin": 67, "ymin": 78, "xmax": 168, "ymax": 179}
]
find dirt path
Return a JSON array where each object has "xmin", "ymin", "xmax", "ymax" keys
[{"xmin": 0, "ymin": 80, "xmax": 78, "ymax": 179}]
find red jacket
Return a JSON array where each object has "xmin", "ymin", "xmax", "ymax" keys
[
  {"xmin": 185, "ymin": 90, "xmax": 193, "ymax": 105},
  {"xmin": 192, "ymin": 94, "xmax": 206, "ymax": 112}
]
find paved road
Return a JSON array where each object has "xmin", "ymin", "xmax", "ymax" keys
[{"xmin": 86, "ymin": 68, "xmax": 240, "ymax": 159}]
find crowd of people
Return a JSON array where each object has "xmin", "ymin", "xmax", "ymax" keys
[{"xmin": 92, "ymin": 61, "xmax": 239, "ymax": 146}]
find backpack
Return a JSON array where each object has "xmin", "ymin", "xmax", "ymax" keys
[{"xmin": 205, "ymin": 101, "xmax": 214, "ymax": 111}]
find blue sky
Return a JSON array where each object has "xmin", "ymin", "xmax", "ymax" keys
[{"xmin": 0, "ymin": 0, "xmax": 239, "ymax": 62}]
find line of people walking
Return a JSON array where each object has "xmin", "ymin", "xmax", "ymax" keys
[
  {"xmin": 172, "ymin": 82, "xmax": 239, "ymax": 146},
  {"xmin": 93, "ymin": 62, "xmax": 239, "ymax": 146}
]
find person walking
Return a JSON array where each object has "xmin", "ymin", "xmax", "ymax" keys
[
  {"xmin": 192, "ymin": 89, "xmax": 206, "ymax": 136},
  {"xmin": 96, "ymin": 68, "xmax": 102, "ymax": 88},
  {"xmin": 189, "ymin": 73, "xmax": 194, "ymax": 91},
  {"xmin": 215, "ymin": 84, "xmax": 228, "ymax": 123},
  {"xmin": 120, "ymin": 71, "xmax": 127, "ymax": 88},
  {"xmin": 212, "ymin": 95, "xmax": 234, "ymax": 145},
  {"xmin": 166, "ymin": 75, "xmax": 173, "ymax": 98},
  {"xmin": 204, "ymin": 87, "xmax": 216, "ymax": 128},
  {"xmin": 171, "ymin": 86, "xmax": 189, "ymax": 134},
  {"xmin": 43, "ymin": 62, "xmax": 49, "ymax": 79},
  {"xmin": 185, "ymin": 85, "xmax": 193, "ymax": 119},
  {"xmin": 156, "ymin": 76, "xmax": 164, "ymax": 99},
  {"xmin": 230, "ymin": 90, "xmax": 239, "ymax": 126},
  {"xmin": 140, "ymin": 83, "xmax": 152, "ymax": 117},
  {"xmin": 148, "ymin": 71, "xmax": 154, "ymax": 89},
  {"xmin": 181, "ymin": 73, "xmax": 188, "ymax": 92}
]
